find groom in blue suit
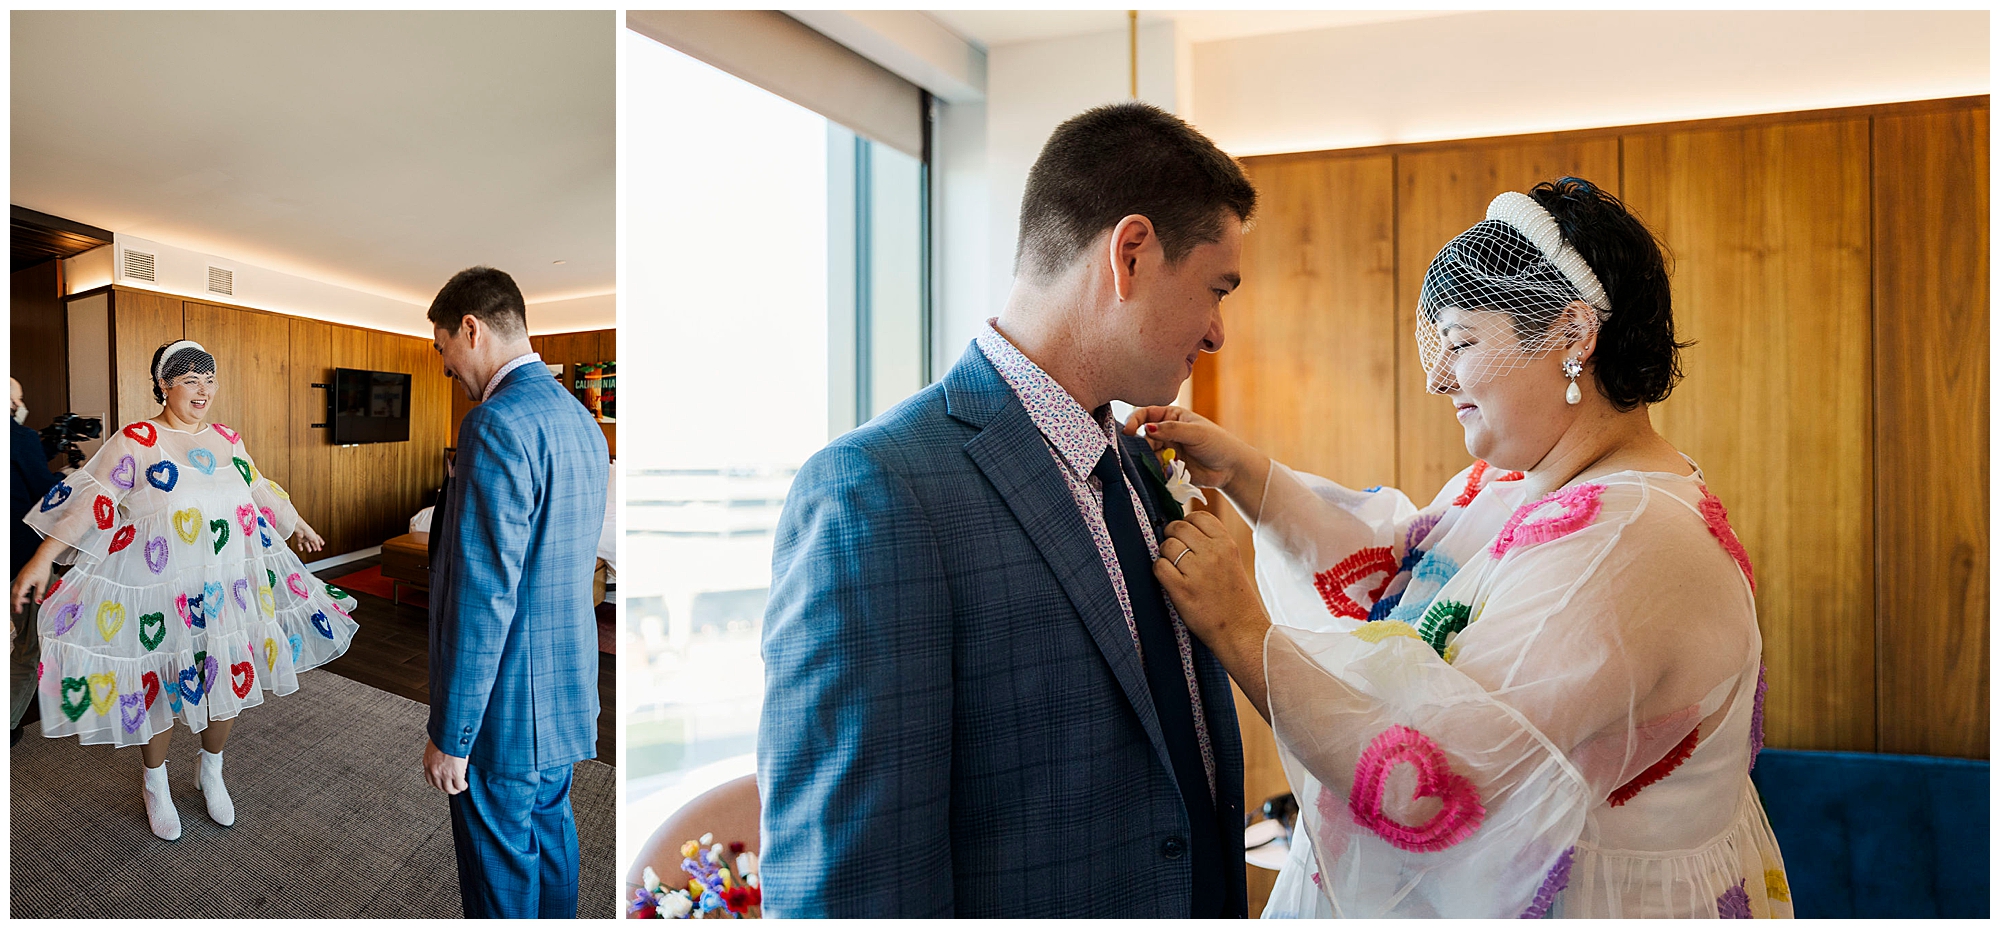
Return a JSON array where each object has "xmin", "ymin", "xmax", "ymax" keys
[
  {"xmin": 760, "ymin": 102, "xmax": 1257, "ymax": 917},
  {"xmin": 422, "ymin": 267, "xmax": 607, "ymax": 918}
]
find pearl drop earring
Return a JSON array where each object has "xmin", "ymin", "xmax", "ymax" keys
[{"xmin": 1562, "ymin": 357, "xmax": 1584, "ymax": 405}]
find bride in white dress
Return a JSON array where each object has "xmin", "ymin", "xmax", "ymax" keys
[{"xmin": 1135, "ymin": 179, "xmax": 1791, "ymax": 918}]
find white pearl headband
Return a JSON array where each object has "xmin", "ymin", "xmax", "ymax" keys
[
  {"xmin": 155, "ymin": 339, "xmax": 210, "ymax": 382},
  {"xmin": 1485, "ymin": 191, "xmax": 1611, "ymax": 319}
]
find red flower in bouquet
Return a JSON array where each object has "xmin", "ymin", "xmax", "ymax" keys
[{"xmin": 722, "ymin": 886, "xmax": 761, "ymax": 914}]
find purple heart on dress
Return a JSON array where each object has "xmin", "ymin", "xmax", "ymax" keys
[
  {"xmin": 50, "ymin": 602, "xmax": 81, "ymax": 635},
  {"xmin": 119, "ymin": 691, "xmax": 145, "ymax": 733},
  {"xmin": 203, "ymin": 656, "xmax": 220, "ymax": 694},
  {"xmin": 144, "ymin": 536, "xmax": 170, "ymax": 574},
  {"xmin": 233, "ymin": 578, "xmax": 250, "ymax": 611},
  {"xmin": 110, "ymin": 454, "xmax": 137, "ymax": 489}
]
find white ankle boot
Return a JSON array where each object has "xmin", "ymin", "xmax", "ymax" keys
[
  {"xmin": 196, "ymin": 748, "xmax": 235, "ymax": 826},
  {"xmin": 142, "ymin": 763, "xmax": 182, "ymax": 840}
]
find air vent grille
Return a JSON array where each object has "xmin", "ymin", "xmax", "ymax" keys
[
  {"xmin": 123, "ymin": 249, "xmax": 156, "ymax": 282},
  {"xmin": 207, "ymin": 267, "xmax": 233, "ymax": 296}
]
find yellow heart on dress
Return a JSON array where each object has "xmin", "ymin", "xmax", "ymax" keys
[
  {"xmin": 266, "ymin": 480, "xmax": 289, "ymax": 500},
  {"xmin": 88, "ymin": 672, "xmax": 118, "ymax": 715},
  {"xmin": 255, "ymin": 584, "xmax": 275, "ymax": 616},
  {"xmin": 264, "ymin": 637, "xmax": 278, "ymax": 670},
  {"xmin": 1350, "ymin": 620, "xmax": 1425, "ymax": 644},
  {"xmin": 96, "ymin": 602, "xmax": 127, "ymax": 642},
  {"xmin": 172, "ymin": 507, "xmax": 203, "ymax": 544}
]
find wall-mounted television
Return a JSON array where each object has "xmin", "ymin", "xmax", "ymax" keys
[{"xmin": 330, "ymin": 368, "xmax": 412, "ymax": 445}]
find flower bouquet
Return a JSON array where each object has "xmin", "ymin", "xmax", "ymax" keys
[{"xmin": 629, "ymin": 833, "xmax": 761, "ymax": 919}]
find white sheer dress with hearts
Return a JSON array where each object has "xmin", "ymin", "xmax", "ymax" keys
[
  {"xmin": 24, "ymin": 419, "xmax": 360, "ymax": 747},
  {"xmin": 1248, "ymin": 458, "xmax": 1792, "ymax": 918}
]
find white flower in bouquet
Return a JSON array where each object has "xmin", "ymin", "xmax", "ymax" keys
[
  {"xmin": 662, "ymin": 890, "xmax": 694, "ymax": 919},
  {"xmin": 737, "ymin": 852, "xmax": 759, "ymax": 877},
  {"xmin": 1161, "ymin": 450, "xmax": 1207, "ymax": 508},
  {"xmin": 643, "ymin": 866, "xmax": 663, "ymax": 893}
]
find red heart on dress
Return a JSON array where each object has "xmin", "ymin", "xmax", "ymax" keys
[
  {"xmin": 92, "ymin": 495, "xmax": 115, "ymax": 529},
  {"xmin": 107, "ymin": 525, "xmax": 137, "ymax": 554},
  {"xmin": 123, "ymin": 421, "xmax": 157, "ymax": 447},
  {"xmin": 1348, "ymin": 724, "xmax": 1486, "ymax": 853},
  {"xmin": 230, "ymin": 660, "xmax": 255, "ymax": 698},
  {"xmin": 44, "ymin": 578, "xmax": 61, "ymax": 599},
  {"xmin": 1314, "ymin": 547, "xmax": 1398, "ymax": 620},
  {"xmin": 141, "ymin": 671, "xmax": 161, "ymax": 710}
]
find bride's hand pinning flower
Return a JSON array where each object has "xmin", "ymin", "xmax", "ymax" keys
[{"xmin": 1152, "ymin": 510, "xmax": 1273, "ymax": 720}]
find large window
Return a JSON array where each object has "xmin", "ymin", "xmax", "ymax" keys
[{"xmin": 620, "ymin": 27, "xmax": 928, "ymax": 875}]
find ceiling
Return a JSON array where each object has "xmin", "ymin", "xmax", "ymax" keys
[
  {"xmin": 11, "ymin": 11, "xmax": 613, "ymax": 307},
  {"xmin": 925, "ymin": 10, "xmax": 1464, "ymax": 50}
]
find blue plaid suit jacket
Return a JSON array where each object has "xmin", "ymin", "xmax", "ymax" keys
[
  {"xmin": 429, "ymin": 362, "xmax": 606, "ymax": 774},
  {"xmin": 758, "ymin": 344, "xmax": 1247, "ymax": 917}
]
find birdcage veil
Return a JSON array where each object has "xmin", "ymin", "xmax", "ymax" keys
[
  {"xmin": 1416, "ymin": 191, "xmax": 1610, "ymax": 391},
  {"xmin": 154, "ymin": 340, "xmax": 215, "ymax": 396}
]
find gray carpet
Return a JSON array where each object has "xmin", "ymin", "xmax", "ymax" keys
[{"xmin": 11, "ymin": 670, "xmax": 615, "ymax": 918}]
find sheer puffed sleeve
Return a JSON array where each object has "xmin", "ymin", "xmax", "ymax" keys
[
  {"xmin": 1256, "ymin": 475, "xmax": 1758, "ymax": 917},
  {"xmin": 23, "ymin": 426, "xmax": 147, "ymax": 565},
  {"xmin": 229, "ymin": 435, "xmax": 299, "ymax": 542}
]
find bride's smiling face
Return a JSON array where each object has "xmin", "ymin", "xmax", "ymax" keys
[
  {"xmin": 1422, "ymin": 305, "xmax": 1576, "ymax": 471},
  {"xmin": 158, "ymin": 371, "xmax": 218, "ymax": 425}
]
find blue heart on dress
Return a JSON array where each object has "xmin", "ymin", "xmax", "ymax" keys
[
  {"xmin": 166, "ymin": 679, "xmax": 183, "ymax": 714},
  {"xmin": 289, "ymin": 634, "xmax": 303, "ymax": 664},
  {"xmin": 38, "ymin": 482, "xmax": 71, "ymax": 511},
  {"xmin": 178, "ymin": 665, "xmax": 205, "ymax": 705},
  {"xmin": 311, "ymin": 611, "xmax": 334, "ymax": 639},
  {"xmin": 188, "ymin": 592, "xmax": 207, "ymax": 630},
  {"xmin": 186, "ymin": 447, "xmax": 217, "ymax": 475},
  {"xmin": 145, "ymin": 459, "xmax": 179, "ymax": 492}
]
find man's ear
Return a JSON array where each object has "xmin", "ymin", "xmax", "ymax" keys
[
  {"xmin": 1107, "ymin": 214, "xmax": 1156, "ymax": 302},
  {"xmin": 460, "ymin": 314, "xmax": 482, "ymax": 349}
]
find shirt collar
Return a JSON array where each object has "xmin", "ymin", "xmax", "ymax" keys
[
  {"xmin": 483, "ymin": 352, "xmax": 543, "ymax": 402},
  {"xmin": 975, "ymin": 319, "xmax": 1115, "ymax": 478}
]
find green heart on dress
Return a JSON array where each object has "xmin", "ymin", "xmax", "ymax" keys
[
  {"xmin": 267, "ymin": 569, "xmax": 277, "ymax": 589},
  {"xmin": 1416, "ymin": 599, "xmax": 1473, "ymax": 655},
  {"xmin": 139, "ymin": 612, "xmax": 167, "ymax": 651},
  {"xmin": 59, "ymin": 677, "xmax": 91, "ymax": 721},
  {"xmin": 210, "ymin": 518, "xmax": 230, "ymax": 554},
  {"xmin": 232, "ymin": 457, "xmax": 254, "ymax": 486}
]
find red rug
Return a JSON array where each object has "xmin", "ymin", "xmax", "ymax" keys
[{"xmin": 322, "ymin": 565, "xmax": 617, "ymax": 654}]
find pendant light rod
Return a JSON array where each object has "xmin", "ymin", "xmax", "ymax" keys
[{"xmin": 1128, "ymin": 10, "xmax": 1138, "ymax": 98}]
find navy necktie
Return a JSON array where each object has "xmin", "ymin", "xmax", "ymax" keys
[{"xmin": 1092, "ymin": 446, "xmax": 1224, "ymax": 917}]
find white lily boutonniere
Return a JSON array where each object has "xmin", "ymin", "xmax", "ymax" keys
[{"xmin": 1161, "ymin": 448, "xmax": 1207, "ymax": 509}]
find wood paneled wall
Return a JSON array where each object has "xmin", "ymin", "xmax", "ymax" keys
[
  {"xmin": 11, "ymin": 261, "xmax": 68, "ymax": 430},
  {"xmin": 79, "ymin": 286, "xmax": 451, "ymax": 559},
  {"xmin": 1200, "ymin": 96, "xmax": 1988, "ymax": 912}
]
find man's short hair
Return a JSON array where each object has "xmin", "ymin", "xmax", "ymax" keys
[
  {"xmin": 1016, "ymin": 101, "xmax": 1257, "ymax": 279},
  {"xmin": 428, "ymin": 266, "xmax": 528, "ymax": 338}
]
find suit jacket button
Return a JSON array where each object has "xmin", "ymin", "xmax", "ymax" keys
[{"xmin": 1161, "ymin": 836, "xmax": 1186, "ymax": 860}]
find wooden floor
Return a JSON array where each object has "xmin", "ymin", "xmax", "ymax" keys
[{"xmin": 311, "ymin": 554, "xmax": 618, "ymax": 764}]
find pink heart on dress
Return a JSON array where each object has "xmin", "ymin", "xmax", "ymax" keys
[
  {"xmin": 1348, "ymin": 724, "xmax": 1485, "ymax": 853},
  {"xmin": 236, "ymin": 504, "xmax": 256, "ymax": 536},
  {"xmin": 1490, "ymin": 484, "xmax": 1607, "ymax": 559},
  {"xmin": 175, "ymin": 592, "xmax": 192, "ymax": 628},
  {"xmin": 259, "ymin": 506, "xmax": 277, "ymax": 530},
  {"xmin": 212, "ymin": 423, "xmax": 240, "ymax": 444},
  {"xmin": 285, "ymin": 572, "xmax": 311, "ymax": 599}
]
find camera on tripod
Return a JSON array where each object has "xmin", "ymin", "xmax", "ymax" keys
[{"xmin": 38, "ymin": 413, "xmax": 103, "ymax": 471}]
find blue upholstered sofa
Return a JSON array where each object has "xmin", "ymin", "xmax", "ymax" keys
[{"xmin": 1751, "ymin": 748, "xmax": 1989, "ymax": 918}]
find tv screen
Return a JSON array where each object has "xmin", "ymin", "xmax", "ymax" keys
[{"xmin": 330, "ymin": 368, "xmax": 412, "ymax": 445}]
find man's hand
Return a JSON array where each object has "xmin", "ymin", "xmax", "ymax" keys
[{"xmin": 423, "ymin": 737, "xmax": 470, "ymax": 794}]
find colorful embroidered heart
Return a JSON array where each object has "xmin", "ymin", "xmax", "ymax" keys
[
  {"xmin": 325, "ymin": 585, "xmax": 348, "ymax": 600},
  {"xmin": 87, "ymin": 672, "xmax": 118, "ymax": 716},
  {"xmin": 236, "ymin": 504, "xmax": 256, "ymax": 536},
  {"xmin": 266, "ymin": 569, "xmax": 277, "ymax": 589},
  {"xmin": 1349, "ymin": 724, "xmax": 1485, "ymax": 853},
  {"xmin": 44, "ymin": 578, "xmax": 61, "ymax": 599},
  {"xmin": 110, "ymin": 454, "xmax": 138, "ymax": 489},
  {"xmin": 1314, "ymin": 547, "xmax": 1398, "ymax": 620},
  {"xmin": 145, "ymin": 536, "xmax": 170, "ymax": 574},
  {"xmin": 108, "ymin": 524, "xmax": 137, "ymax": 553},
  {"xmin": 50, "ymin": 602, "xmax": 81, "ymax": 636},
  {"xmin": 212, "ymin": 423, "xmax": 240, "ymax": 444},
  {"xmin": 88, "ymin": 494, "xmax": 113, "ymax": 529},
  {"xmin": 311, "ymin": 610, "xmax": 334, "ymax": 639},
  {"xmin": 1490, "ymin": 484, "xmax": 1607, "ymax": 559},
  {"xmin": 1350, "ymin": 620, "xmax": 1425, "ymax": 644},
  {"xmin": 255, "ymin": 583, "xmax": 275, "ymax": 616},
  {"xmin": 178, "ymin": 665, "xmax": 205, "ymax": 705},
  {"xmin": 119, "ymin": 692, "xmax": 146, "ymax": 733},
  {"xmin": 1450, "ymin": 459, "xmax": 1526, "ymax": 508},
  {"xmin": 145, "ymin": 459, "xmax": 179, "ymax": 492},
  {"xmin": 170, "ymin": 507, "xmax": 201, "ymax": 544},
  {"xmin": 1415, "ymin": 600, "xmax": 1472, "ymax": 656},
  {"xmin": 232, "ymin": 578, "xmax": 250, "ymax": 611},
  {"xmin": 267, "ymin": 481, "xmax": 290, "ymax": 500},
  {"xmin": 230, "ymin": 660, "xmax": 254, "ymax": 698},
  {"xmin": 210, "ymin": 518, "xmax": 230, "ymax": 554},
  {"xmin": 96, "ymin": 602, "xmax": 126, "ymax": 642},
  {"xmin": 123, "ymin": 421, "xmax": 157, "ymax": 446},
  {"xmin": 166, "ymin": 678, "xmax": 182, "ymax": 714},
  {"xmin": 38, "ymin": 482, "xmax": 71, "ymax": 512},
  {"xmin": 186, "ymin": 447, "xmax": 217, "ymax": 475},
  {"xmin": 259, "ymin": 505, "xmax": 277, "ymax": 529},
  {"xmin": 288, "ymin": 634, "xmax": 303, "ymax": 664},
  {"xmin": 202, "ymin": 655, "xmax": 220, "ymax": 694},
  {"xmin": 138, "ymin": 611, "xmax": 167, "ymax": 651},
  {"xmin": 232, "ymin": 457, "xmax": 254, "ymax": 486},
  {"xmin": 1698, "ymin": 486, "xmax": 1756, "ymax": 592},
  {"xmin": 175, "ymin": 592, "xmax": 192, "ymax": 628},
  {"xmin": 286, "ymin": 572, "xmax": 310, "ymax": 599},
  {"xmin": 141, "ymin": 671, "xmax": 161, "ymax": 710},
  {"xmin": 263, "ymin": 637, "xmax": 278, "ymax": 670},
  {"xmin": 59, "ymin": 677, "xmax": 91, "ymax": 721}
]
